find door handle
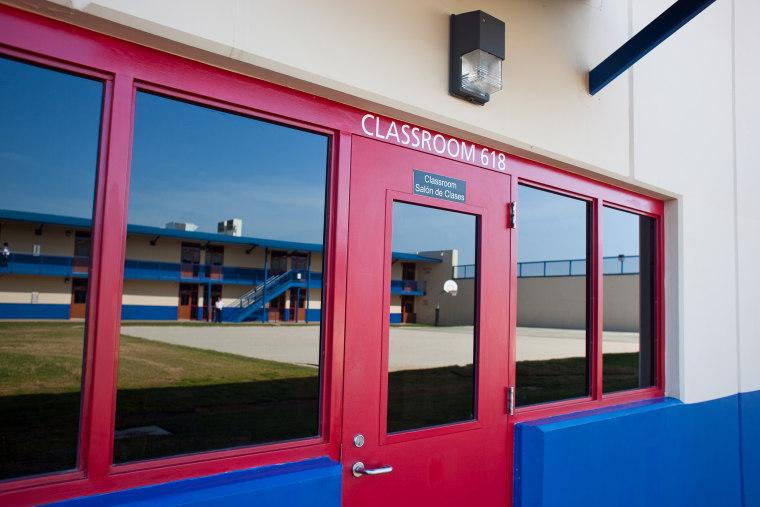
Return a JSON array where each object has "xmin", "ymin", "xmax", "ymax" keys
[{"xmin": 352, "ymin": 461, "xmax": 393, "ymax": 477}]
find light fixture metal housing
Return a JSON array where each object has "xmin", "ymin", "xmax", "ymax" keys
[{"xmin": 450, "ymin": 10, "xmax": 505, "ymax": 105}]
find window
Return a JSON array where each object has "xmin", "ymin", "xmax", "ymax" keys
[
  {"xmin": 388, "ymin": 202, "xmax": 477, "ymax": 432},
  {"xmin": 603, "ymin": 206, "xmax": 657, "ymax": 393},
  {"xmin": 515, "ymin": 184, "xmax": 661, "ymax": 408},
  {"xmin": 516, "ymin": 185, "xmax": 590, "ymax": 407},
  {"xmin": 0, "ymin": 56, "xmax": 102, "ymax": 479},
  {"xmin": 115, "ymin": 91, "xmax": 329, "ymax": 464}
]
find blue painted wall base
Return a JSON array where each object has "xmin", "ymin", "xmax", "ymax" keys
[
  {"xmin": 121, "ymin": 304, "xmax": 178, "ymax": 320},
  {"xmin": 29, "ymin": 391, "xmax": 758, "ymax": 506},
  {"xmin": 45, "ymin": 457, "xmax": 342, "ymax": 507},
  {"xmin": 0, "ymin": 303, "xmax": 69, "ymax": 319},
  {"xmin": 514, "ymin": 394, "xmax": 754, "ymax": 507},
  {"xmin": 741, "ymin": 390, "xmax": 760, "ymax": 506}
]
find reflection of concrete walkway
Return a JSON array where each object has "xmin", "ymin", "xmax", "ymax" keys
[
  {"xmin": 121, "ymin": 324, "xmax": 639, "ymax": 371},
  {"xmin": 516, "ymin": 327, "xmax": 639, "ymax": 361},
  {"xmin": 122, "ymin": 325, "xmax": 323, "ymax": 368}
]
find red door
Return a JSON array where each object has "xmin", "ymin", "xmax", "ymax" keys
[
  {"xmin": 70, "ymin": 278, "xmax": 88, "ymax": 319},
  {"xmin": 343, "ymin": 136, "xmax": 512, "ymax": 506},
  {"xmin": 177, "ymin": 283, "xmax": 198, "ymax": 320}
]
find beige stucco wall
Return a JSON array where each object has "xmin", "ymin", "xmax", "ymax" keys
[
  {"xmin": 29, "ymin": 0, "xmax": 632, "ymax": 178},
  {"xmin": 516, "ymin": 274, "xmax": 640, "ymax": 332},
  {"xmin": 310, "ymin": 252, "xmax": 323, "ymax": 271},
  {"xmin": 0, "ymin": 221, "xmax": 81, "ymax": 257},
  {"xmin": 389, "ymin": 294, "xmax": 401, "ymax": 318},
  {"xmin": 0, "ymin": 274, "xmax": 71, "ymax": 304},
  {"xmin": 517, "ymin": 276, "xmax": 587, "ymax": 330},
  {"xmin": 603, "ymin": 275, "xmax": 640, "ymax": 332},
  {"xmin": 224, "ymin": 244, "xmax": 266, "ymax": 269},
  {"xmin": 415, "ymin": 250, "xmax": 475, "ymax": 326},
  {"xmin": 125, "ymin": 234, "xmax": 180, "ymax": 262},
  {"xmin": 121, "ymin": 279, "xmax": 177, "ymax": 307},
  {"xmin": 390, "ymin": 262, "xmax": 403, "ymax": 280},
  {"xmin": 437, "ymin": 278, "xmax": 476, "ymax": 327},
  {"xmin": 307, "ymin": 288, "xmax": 321, "ymax": 310},
  {"xmin": 4, "ymin": 0, "xmax": 758, "ymax": 401}
]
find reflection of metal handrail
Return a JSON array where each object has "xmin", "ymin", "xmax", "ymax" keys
[
  {"xmin": 451, "ymin": 255, "xmax": 641, "ymax": 279},
  {"xmin": 0, "ymin": 252, "xmax": 89, "ymax": 276},
  {"xmin": 227, "ymin": 269, "xmax": 315, "ymax": 321},
  {"xmin": 452, "ymin": 264, "xmax": 476, "ymax": 279}
]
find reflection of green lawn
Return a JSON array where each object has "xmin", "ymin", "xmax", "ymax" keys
[
  {"xmin": 0, "ymin": 322, "xmax": 642, "ymax": 479},
  {"xmin": 516, "ymin": 353, "xmax": 641, "ymax": 406},
  {"xmin": 388, "ymin": 365, "xmax": 474, "ymax": 433},
  {"xmin": 0, "ymin": 322, "xmax": 318, "ymax": 479}
]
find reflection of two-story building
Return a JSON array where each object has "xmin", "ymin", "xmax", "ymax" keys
[
  {"xmin": 2, "ymin": 209, "xmax": 643, "ymax": 328},
  {"xmin": 391, "ymin": 250, "xmax": 474, "ymax": 326},
  {"xmin": 0, "ymin": 210, "xmax": 455, "ymax": 324}
]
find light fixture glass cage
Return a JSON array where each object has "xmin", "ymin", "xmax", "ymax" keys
[
  {"xmin": 449, "ymin": 10, "xmax": 505, "ymax": 105},
  {"xmin": 460, "ymin": 49, "xmax": 502, "ymax": 96}
]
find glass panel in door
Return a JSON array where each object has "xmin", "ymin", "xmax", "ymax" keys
[{"xmin": 387, "ymin": 202, "xmax": 477, "ymax": 433}]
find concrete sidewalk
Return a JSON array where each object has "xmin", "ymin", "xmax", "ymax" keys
[{"xmin": 121, "ymin": 324, "xmax": 639, "ymax": 371}]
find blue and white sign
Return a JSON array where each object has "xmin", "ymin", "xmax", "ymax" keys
[{"xmin": 413, "ymin": 170, "xmax": 466, "ymax": 204}]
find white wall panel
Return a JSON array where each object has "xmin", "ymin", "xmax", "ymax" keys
[
  {"xmin": 632, "ymin": 0, "xmax": 737, "ymax": 403},
  {"xmin": 734, "ymin": 0, "xmax": 760, "ymax": 394}
]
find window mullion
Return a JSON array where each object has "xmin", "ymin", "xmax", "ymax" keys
[
  {"xmin": 590, "ymin": 198, "xmax": 604, "ymax": 400},
  {"xmin": 81, "ymin": 72, "xmax": 135, "ymax": 478}
]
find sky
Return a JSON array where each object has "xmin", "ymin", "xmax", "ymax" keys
[
  {"xmin": 392, "ymin": 202, "xmax": 476, "ymax": 265},
  {"xmin": 390, "ymin": 186, "xmax": 641, "ymax": 267},
  {"xmin": 0, "ymin": 56, "xmax": 101, "ymax": 217},
  {"xmin": 519, "ymin": 184, "xmax": 641, "ymax": 263},
  {"xmin": 1, "ymin": 55, "xmax": 639, "ymax": 265},
  {"xmin": 128, "ymin": 91, "xmax": 328, "ymax": 244}
]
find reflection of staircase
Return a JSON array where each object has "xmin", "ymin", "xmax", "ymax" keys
[{"xmin": 228, "ymin": 270, "xmax": 303, "ymax": 322}]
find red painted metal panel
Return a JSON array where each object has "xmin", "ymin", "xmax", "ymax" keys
[{"xmin": 342, "ymin": 136, "xmax": 511, "ymax": 506}]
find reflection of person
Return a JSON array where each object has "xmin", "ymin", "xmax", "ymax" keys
[
  {"xmin": 0, "ymin": 242, "xmax": 8, "ymax": 268},
  {"xmin": 214, "ymin": 298, "xmax": 224, "ymax": 323}
]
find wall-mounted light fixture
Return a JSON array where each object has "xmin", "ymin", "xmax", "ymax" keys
[{"xmin": 450, "ymin": 10, "xmax": 505, "ymax": 105}]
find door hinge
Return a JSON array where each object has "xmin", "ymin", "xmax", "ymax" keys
[
  {"xmin": 507, "ymin": 386, "xmax": 515, "ymax": 415},
  {"xmin": 508, "ymin": 202, "xmax": 517, "ymax": 229}
]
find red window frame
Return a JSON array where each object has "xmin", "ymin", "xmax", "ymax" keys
[
  {"xmin": 0, "ymin": 5, "xmax": 664, "ymax": 505},
  {"xmin": 0, "ymin": 6, "xmax": 351, "ymax": 504},
  {"xmin": 508, "ymin": 161, "xmax": 665, "ymax": 424}
]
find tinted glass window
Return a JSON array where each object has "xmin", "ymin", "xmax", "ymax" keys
[
  {"xmin": 603, "ymin": 207, "xmax": 656, "ymax": 392},
  {"xmin": 516, "ymin": 185, "xmax": 590, "ymax": 406},
  {"xmin": 115, "ymin": 92, "xmax": 328, "ymax": 463},
  {"xmin": 0, "ymin": 56, "xmax": 102, "ymax": 479},
  {"xmin": 387, "ymin": 202, "xmax": 477, "ymax": 432}
]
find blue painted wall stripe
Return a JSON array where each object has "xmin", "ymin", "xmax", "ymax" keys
[
  {"xmin": 121, "ymin": 305, "xmax": 178, "ymax": 320},
  {"xmin": 45, "ymin": 457, "xmax": 342, "ymax": 507},
  {"xmin": 0, "ymin": 303, "xmax": 69, "ymax": 319}
]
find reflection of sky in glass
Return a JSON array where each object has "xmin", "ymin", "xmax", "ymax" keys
[
  {"xmin": 518, "ymin": 185, "xmax": 587, "ymax": 263},
  {"xmin": 0, "ymin": 57, "xmax": 102, "ymax": 217},
  {"xmin": 392, "ymin": 202, "xmax": 476, "ymax": 265},
  {"xmin": 603, "ymin": 206, "xmax": 640, "ymax": 258},
  {"xmin": 129, "ymin": 92, "xmax": 328, "ymax": 244},
  {"xmin": 518, "ymin": 185, "xmax": 640, "ymax": 263}
]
